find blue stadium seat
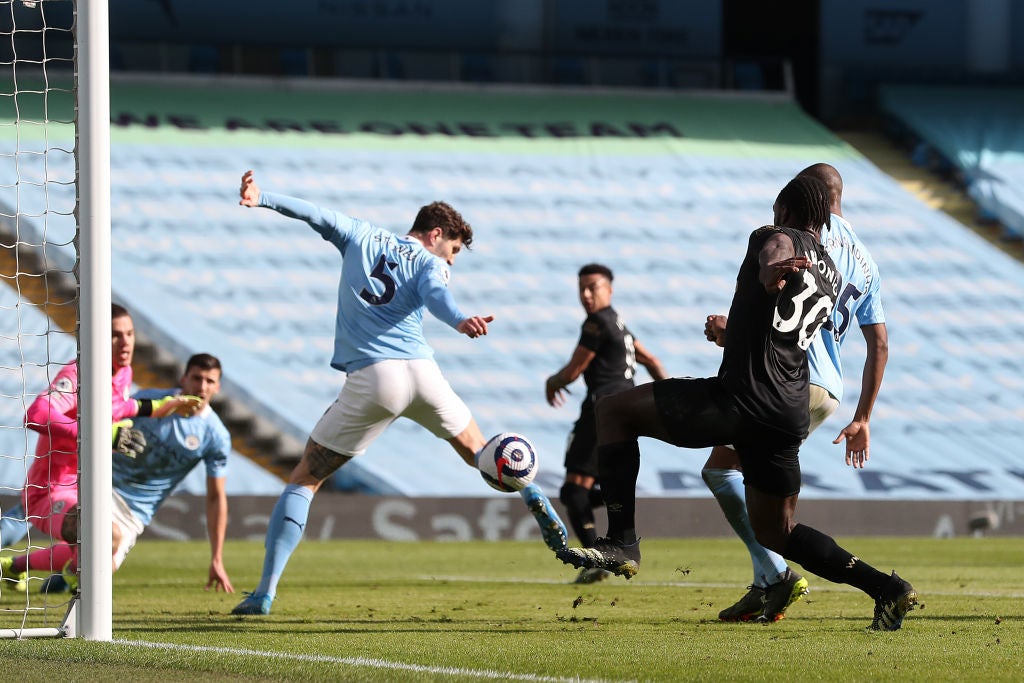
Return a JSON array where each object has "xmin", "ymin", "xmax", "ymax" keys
[
  {"xmin": 3, "ymin": 84, "xmax": 1023, "ymax": 500},
  {"xmin": 880, "ymin": 84, "xmax": 1024, "ymax": 239}
]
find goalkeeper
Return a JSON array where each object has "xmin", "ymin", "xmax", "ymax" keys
[
  {"xmin": 1, "ymin": 304, "xmax": 200, "ymax": 593},
  {"xmin": 40, "ymin": 353, "xmax": 234, "ymax": 594}
]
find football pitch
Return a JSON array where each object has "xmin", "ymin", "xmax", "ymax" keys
[{"xmin": 1, "ymin": 536, "xmax": 1021, "ymax": 681}]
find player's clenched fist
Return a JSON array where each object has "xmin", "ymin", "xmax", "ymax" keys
[{"xmin": 239, "ymin": 170, "xmax": 261, "ymax": 207}]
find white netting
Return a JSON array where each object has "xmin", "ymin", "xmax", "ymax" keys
[{"xmin": 1, "ymin": 0, "xmax": 79, "ymax": 634}]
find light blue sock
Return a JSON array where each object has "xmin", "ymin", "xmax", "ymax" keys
[
  {"xmin": 0, "ymin": 502, "xmax": 29, "ymax": 546},
  {"xmin": 255, "ymin": 484, "xmax": 314, "ymax": 598},
  {"xmin": 702, "ymin": 467, "xmax": 787, "ymax": 587},
  {"xmin": 518, "ymin": 482, "xmax": 540, "ymax": 502}
]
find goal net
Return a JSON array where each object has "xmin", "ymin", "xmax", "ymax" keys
[{"xmin": 1, "ymin": 0, "xmax": 111, "ymax": 639}]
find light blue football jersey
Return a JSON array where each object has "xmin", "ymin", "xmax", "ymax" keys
[
  {"xmin": 260, "ymin": 192, "xmax": 465, "ymax": 373},
  {"xmin": 112, "ymin": 388, "xmax": 230, "ymax": 526},
  {"xmin": 807, "ymin": 213, "xmax": 885, "ymax": 403}
]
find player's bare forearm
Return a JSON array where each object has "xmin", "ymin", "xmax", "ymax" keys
[
  {"xmin": 854, "ymin": 323, "xmax": 888, "ymax": 424},
  {"xmin": 634, "ymin": 340, "xmax": 668, "ymax": 380},
  {"xmin": 758, "ymin": 233, "xmax": 806, "ymax": 293},
  {"xmin": 205, "ymin": 479, "xmax": 233, "ymax": 592},
  {"xmin": 546, "ymin": 345, "xmax": 594, "ymax": 406}
]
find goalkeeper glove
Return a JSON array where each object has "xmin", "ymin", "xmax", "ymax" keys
[
  {"xmin": 112, "ymin": 419, "xmax": 146, "ymax": 458},
  {"xmin": 137, "ymin": 395, "xmax": 203, "ymax": 418}
]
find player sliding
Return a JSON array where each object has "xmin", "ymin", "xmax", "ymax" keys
[{"xmin": 231, "ymin": 170, "xmax": 567, "ymax": 616}]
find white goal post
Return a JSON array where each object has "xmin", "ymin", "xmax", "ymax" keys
[
  {"xmin": 0, "ymin": 0, "xmax": 111, "ymax": 640},
  {"xmin": 77, "ymin": 0, "xmax": 114, "ymax": 642}
]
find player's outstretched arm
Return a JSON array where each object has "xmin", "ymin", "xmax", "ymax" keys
[
  {"xmin": 456, "ymin": 315, "xmax": 494, "ymax": 339},
  {"xmin": 138, "ymin": 395, "xmax": 204, "ymax": 418},
  {"xmin": 239, "ymin": 170, "xmax": 261, "ymax": 207},
  {"xmin": 546, "ymin": 345, "xmax": 596, "ymax": 407},
  {"xmin": 634, "ymin": 339, "xmax": 669, "ymax": 381}
]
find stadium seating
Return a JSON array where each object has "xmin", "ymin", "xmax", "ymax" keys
[
  {"xmin": 879, "ymin": 84, "xmax": 1024, "ymax": 239},
  {"xmin": 2, "ymin": 80, "xmax": 1023, "ymax": 502}
]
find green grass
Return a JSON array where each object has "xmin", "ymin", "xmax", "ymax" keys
[{"xmin": 1, "ymin": 537, "xmax": 1022, "ymax": 681}]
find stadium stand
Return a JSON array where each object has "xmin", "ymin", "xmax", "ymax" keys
[
  {"xmin": 3, "ymin": 77, "xmax": 1023, "ymax": 503},
  {"xmin": 879, "ymin": 85, "xmax": 1024, "ymax": 240}
]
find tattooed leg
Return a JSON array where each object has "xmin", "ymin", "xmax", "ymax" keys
[{"xmin": 290, "ymin": 439, "xmax": 353, "ymax": 490}]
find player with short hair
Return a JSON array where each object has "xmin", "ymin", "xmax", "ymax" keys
[
  {"xmin": 40, "ymin": 352, "xmax": 234, "ymax": 594},
  {"xmin": 231, "ymin": 170, "xmax": 567, "ymax": 616},
  {"xmin": 556, "ymin": 176, "xmax": 917, "ymax": 631},
  {"xmin": 1, "ymin": 304, "xmax": 201, "ymax": 593},
  {"xmin": 702, "ymin": 163, "xmax": 889, "ymax": 622},
  {"xmin": 546, "ymin": 263, "xmax": 667, "ymax": 584},
  {"xmin": 113, "ymin": 352, "xmax": 233, "ymax": 590}
]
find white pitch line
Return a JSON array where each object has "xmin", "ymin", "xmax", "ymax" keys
[{"xmin": 118, "ymin": 639, "xmax": 628, "ymax": 683}]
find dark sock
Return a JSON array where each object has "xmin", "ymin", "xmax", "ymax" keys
[
  {"xmin": 560, "ymin": 482, "xmax": 598, "ymax": 547},
  {"xmin": 597, "ymin": 440, "xmax": 640, "ymax": 545},
  {"xmin": 588, "ymin": 485, "xmax": 605, "ymax": 509},
  {"xmin": 783, "ymin": 523, "xmax": 891, "ymax": 598}
]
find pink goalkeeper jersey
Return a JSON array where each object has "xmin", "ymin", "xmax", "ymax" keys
[{"xmin": 24, "ymin": 361, "xmax": 139, "ymax": 495}]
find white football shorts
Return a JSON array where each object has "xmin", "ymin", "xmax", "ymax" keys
[
  {"xmin": 111, "ymin": 490, "xmax": 145, "ymax": 570},
  {"xmin": 807, "ymin": 383, "xmax": 840, "ymax": 434},
  {"xmin": 310, "ymin": 358, "xmax": 473, "ymax": 457}
]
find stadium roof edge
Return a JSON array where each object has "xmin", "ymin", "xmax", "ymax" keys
[{"xmin": 107, "ymin": 70, "xmax": 794, "ymax": 103}]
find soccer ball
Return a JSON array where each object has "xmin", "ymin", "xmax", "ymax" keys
[{"xmin": 476, "ymin": 432, "xmax": 538, "ymax": 492}]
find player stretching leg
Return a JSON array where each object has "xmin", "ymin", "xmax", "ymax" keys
[
  {"xmin": 702, "ymin": 163, "xmax": 888, "ymax": 622},
  {"xmin": 556, "ymin": 176, "xmax": 917, "ymax": 631},
  {"xmin": 231, "ymin": 171, "xmax": 565, "ymax": 616}
]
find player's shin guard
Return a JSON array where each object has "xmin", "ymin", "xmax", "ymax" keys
[
  {"xmin": 256, "ymin": 484, "xmax": 314, "ymax": 598},
  {"xmin": 560, "ymin": 482, "xmax": 598, "ymax": 547},
  {"xmin": 702, "ymin": 467, "xmax": 787, "ymax": 586},
  {"xmin": 596, "ymin": 441, "xmax": 640, "ymax": 545},
  {"xmin": 782, "ymin": 523, "xmax": 890, "ymax": 597}
]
